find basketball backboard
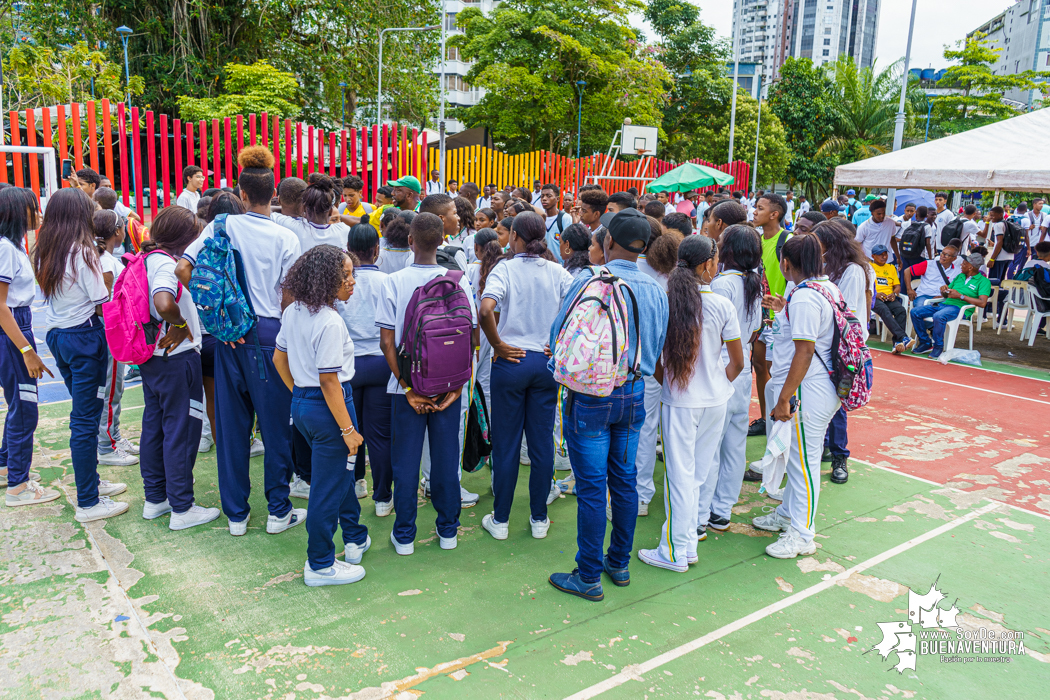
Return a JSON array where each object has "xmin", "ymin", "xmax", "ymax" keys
[{"xmin": 621, "ymin": 123, "xmax": 658, "ymax": 157}]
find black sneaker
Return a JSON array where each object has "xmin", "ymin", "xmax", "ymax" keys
[
  {"xmin": 124, "ymin": 366, "xmax": 141, "ymax": 381},
  {"xmin": 696, "ymin": 525, "xmax": 707, "ymax": 541},
  {"xmin": 708, "ymin": 514, "xmax": 730, "ymax": 532},
  {"xmin": 830, "ymin": 455, "xmax": 849, "ymax": 484},
  {"xmin": 821, "ymin": 447, "xmax": 833, "ymax": 462},
  {"xmin": 743, "ymin": 468, "xmax": 763, "ymax": 482},
  {"xmin": 747, "ymin": 418, "xmax": 766, "ymax": 437}
]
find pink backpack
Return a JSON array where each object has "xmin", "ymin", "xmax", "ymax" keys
[{"xmin": 102, "ymin": 250, "xmax": 178, "ymax": 365}]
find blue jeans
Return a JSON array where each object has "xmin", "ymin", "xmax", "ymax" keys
[
  {"xmin": 46, "ymin": 318, "xmax": 107, "ymax": 508},
  {"xmin": 490, "ymin": 351, "xmax": 559, "ymax": 524},
  {"xmin": 292, "ymin": 383, "xmax": 367, "ymax": 569},
  {"xmin": 563, "ymin": 380, "xmax": 645, "ymax": 583},
  {"xmin": 912, "ymin": 295, "xmax": 935, "ymax": 309},
  {"xmin": 911, "ymin": 304, "xmax": 961, "ymax": 349}
]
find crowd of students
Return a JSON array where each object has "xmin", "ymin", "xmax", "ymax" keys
[{"xmin": 15, "ymin": 152, "xmax": 1020, "ymax": 599}]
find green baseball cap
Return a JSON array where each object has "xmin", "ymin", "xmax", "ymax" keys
[
  {"xmin": 864, "ymin": 194, "xmax": 878, "ymax": 202},
  {"xmin": 387, "ymin": 176, "xmax": 421, "ymax": 194}
]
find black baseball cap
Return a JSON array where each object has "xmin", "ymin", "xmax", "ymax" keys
[{"xmin": 599, "ymin": 208, "xmax": 651, "ymax": 253}]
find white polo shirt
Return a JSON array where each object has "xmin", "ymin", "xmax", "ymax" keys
[
  {"xmin": 145, "ymin": 251, "xmax": 201, "ymax": 355},
  {"xmin": 44, "ymin": 249, "xmax": 109, "ymax": 330},
  {"xmin": 276, "ymin": 302, "xmax": 355, "ymax": 387},
  {"xmin": 271, "ymin": 213, "xmax": 350, "ymax": 253},
  {"xmin": 481, "ymin": 255, "xmax": 574, "ymax": 353},
  {"xmin": 0, "ymin": 237, "xmax": 36, "ymax": 308}
]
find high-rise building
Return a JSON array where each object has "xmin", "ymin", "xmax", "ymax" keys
[
  {"xmin": 968, "ymin": 0, "xmax": 1050, "ymax": 108},
  {"xmin": 732, "ymin": 0, "xmax": 881, "ymax": 91},
  {"xmin": 434, "ymin": 0, "xmax": 502, "ymax": 134}
]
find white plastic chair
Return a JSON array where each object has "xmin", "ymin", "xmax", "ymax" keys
[
  {"xmin": 1025, "ymin": 285, "xmax": 1050, "ymax": 346},
  {"xmin": 876, "ymin": 295, "xmax": 911, "ymax": 344},
  {"xmin": 996, "ymin": 280, "xmax": 1029, "ymax": 335},
  {"xmin": 919, "ymin": 298, "xmax": 976, "ymax": 365}
]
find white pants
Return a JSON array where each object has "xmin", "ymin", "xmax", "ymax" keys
[
  {"xmin": 697, "ymin": 369, "xmax": 752, "ymax": 526},
  {"xmin": 635, "ymin": 375, "xmax": 662, "ymax": 504},
  {"xmin": 476, "ymin": 337, "xmax": 493, "ymax": 408},
  {"xmin": 774, "ymin": 379, "xmax": 840, "ymax": 543},
  {"xmin": 658, "ymin": 402, "xmax": 729, "ymax": 565}
]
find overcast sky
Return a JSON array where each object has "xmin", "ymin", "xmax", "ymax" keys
[{"xmin": 686, "ymin": 0, "xmax": 1018, "ymax": 69}]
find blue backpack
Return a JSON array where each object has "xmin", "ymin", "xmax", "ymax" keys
[{"xmin": 187, "ymin": 213, "xmax": 257, "ymax": 342}]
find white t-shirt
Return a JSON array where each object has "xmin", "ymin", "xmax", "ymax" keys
[
  {"xmin": 100, "ymin": 250, "xmax": 125, "ymax": 284},
  {"xmin": 176, "ymin": 189, "xmax": 201, "ymax": 212},
  {"xmin": 425, "ymin": 180, "xmax": 443, "ymax": 196},
  {"xmin": 271, "ymin": 213, "xmax": 350, "ymax": 253},
  {"xmin": 933, "ymin": 209, "xmax": 955, "ymax": 250},
  {"xmin": 661, "ymin": 286, "xmax": 740, "ymax": 408},
  {"xmin": 544, "ymin": 212, "xmax": 573, "ymax": 263},
  {"xmin": 336, "ymin": 265, "xmax": 387, "ymax": 356},
  {"xmin": 466, "ymin": 261, "xmax": 483, "ymax": 303},
  {"xmin": 146, "ymin": 251, "xmax": 201, "ymax": 355},
  {"xmin": 854, "ymin": 217, "xmax": 899, "ymax": 260},
  {"xmin": 836, "ymin": 263, "xmax": 870, "ymax": 342},
  {"xmin": 377, "ymin": 242, "xmax": 412, "ymax": 275},
  {"xmin": 114, "ymin": 200, "xmax": 134, "ymax": 219},
  {"xmin": 0, "ymin": 237, "xmax": 36, "ymax": 308},
  {"xmin": 909, "ymin": 259, "xmax": 961, "ymax": 298},
  {"xmin": 481, "ymin": 255, "xmax": 574, "ymax": 353},
  {"xmin": 988, "ymin": 221, "xmax": 1014, "ymax": 261},
  {"xmin": 770, "ymin": 278, "xmax": 837, "ymax": 386},
  {"xmin": 374, "ymin": 264, "xmax": 478, "ymax": 395},
  {"xmin": 276, "ymin": 303, "xmax": 355, "ymax": 387},
  {"xmin": 711, "ymin": 270, "xmax": 762, "ymax": 365},
  {"xmin": 958, "ymin": 219, "xmax": 981, "ymax": 253},
  {"xmin": 405, "ymin": 248, "xmax": 468, "ymax": 272},
  {"xmin": 785, "ymin": 200, "xmax": 795, "ymax": 223},
  {"xmin": 1025, "ymin": 210, "xmax": 1049, "ymax": 244},
  {"xmin": 798, "ymin": 200, "xmax": 811, "ymax": 215},
  {"xmin": 636, "ymin": 256, "xmax": 668, "ymax": 291},
  {"xmin": 44, "ymin": 250, "xmax": 109, "ymax": 330},
  {"xmin": 183, "ymin": 212, "xmax": 301, "ymax": 320}
]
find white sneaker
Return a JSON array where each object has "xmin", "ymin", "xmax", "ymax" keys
[
  {"xmin": 288, "ymin": 475, "xmax": 311, "ymax": 499},
  {"xmin": 267, "ymin": 507, "xmax": 306, "ymax": 534},
  {"xmin": 546, "ymin": 480, "xmax": 560, "ymax": 505},
  {"xmin": 439, "ymin": 534, "xmax": 457, "ymax": 550},
  {"xmin": 753, "ymin": 508, "xmax": 792, "ymax": 532},
  {"xmin": 343, "ymin": 535, "xmax": 371, "ymax": 564},
  {"xmin": 460, "ymin": 486, "xmax": 479, "ymax": 508},
  {"xmin": 355, "ymin": 479, "xmax": 368, "ymax": 499},
  {"xmin": 75, "ymin": 496, "xmax": 129, "ymax": 522},
  {"xmin": 687, "ymin": 553, "xmax": 699, "ymax": 565},
  {"xmin": 519, "ymin": 443, "xmax": 531, "ymax": 466},
  {"xmin": 229, "ymin": 518, "xmax": 248, "ymax": 536},
  {"xmin": 142, "ymin": 499, "xmax": 172, "ymax": 520},
  {"xmin": 98, "ymin": 480, "xmax": 127, "ymax": 497},
  {"xmin": 170, "ymin": 505, "xmax": 221, "ymax": 531},
  {"xmin": 5, "ymin": 481, "xmax": 60, "ymax": 507},
  {"xmin": 375, "ymin": 500, "xmax": 394, "ymax": 517},
  {"xmin": 765, "ymin": 529, "xmax": 817, "ymax": 559},
  {"xmin": 530, "ymin": 517, "xmax": 550, "ymax": 539},
  {"xmin": 0, "ymin": 470, "xmax": 41, "ymax": 487},
  {"xmin": 638, "ymin": 548, "xmax": 688, "ymax": 573},
  {"xmin": 554, "ymin": 449, "xmax": 571, "ymax": 471},
  {"xmin": 420, "ymin": 477, "xmax": 431, "ymax": 499},
  {"xmin": 115, "ymin": 437, "xmax": 140, "ymax": 455},
  {"xmin": 390, "ymin": 531, "xmax": 414, "ymax": 555},
  {"xmin": 606, "ymin": 504, "xmax": 612, "ymax": 522},
  {"xmin": 250, "ymin": 437, "xmax": 265, "ymax": 458},
  {"xmin": 305, "ymin": 559, "xmax": 366, "ymax": 587},
  {"xmin": 481, "ymin": 513, "xmax": 509, "ymax": 540},
  {"xmin": 97, "ymin": 449, "xmax": 138, "ymax": 467},
  {"xmin": 198, "ymin": 433, "xmax": 214, "ymax": 453},
  {"xmin": 638, "ymin": 501, "xmax": 649, "ymax": 517}
]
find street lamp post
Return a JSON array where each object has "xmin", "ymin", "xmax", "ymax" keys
[
  {"xmin": 116, "ymin": 25, "xmax": 135, "ymax": 200},
  {"xmin": 575, "ymin": 81, "xmax": 587, "ymax": 160},
  {"xmin": 887, "ymin": 0, "xmax": 918, "ymax": 211},
  {"xmin": 925, "ymin": 95, "xmax": 936, "ymax": 142},
  {"xmin": 752, "ymin": 93, "xmax": 762, "ymax": 193},
  {"xmin": 377, "ymin": 25, "xmax": 440, "ymax": 125},
  {"xmin": 439, "ymin": 2, "xmax": 447, "ymax": 194},
  {"xmin": 339, "ymin": 82, "xmax": 347, "ymax": 130},
  {"xmin": 728, "ymin": 0, "xmax": 742, "ymax": 164}
]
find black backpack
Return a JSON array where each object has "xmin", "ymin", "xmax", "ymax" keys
[
  {"xmin": 940, "ymin": 216, "xmax": 965, "ymax": 247},
  {"xmin": 435, "ymin": 245, "xmax": 463, "ymax": 271},
  {"xmin": 1001, "ymin": 220, "xmax": 1024, "ymax": 254},
  {"xmin": 899, "ymin": 221, "xmax": 926, "ymax": 256}
]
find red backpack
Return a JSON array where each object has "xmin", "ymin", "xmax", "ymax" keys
[{"xmin": 102, "ymin": 250, "xmax": 179, "ymax": 365}]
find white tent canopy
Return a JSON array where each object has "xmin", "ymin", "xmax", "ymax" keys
[{"xmin": 834, "ymin": 108, "xmax": 1050, "ymax": 192}]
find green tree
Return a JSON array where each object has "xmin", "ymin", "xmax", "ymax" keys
[
  {"xmin": 177, "ymin": 61, "xmax": 300, "ymax": 122},
  {"xmin": 686, "ymin": 93, "xmax": 790, "ymax": 187},
  {"xmin": 453, "ymin": 0, "xmax": 671, "ymax": 155},
  {"xmin": 767, "ymin": 57, "xmax": 837, "ymax": 199},
  {"xmin": 4, "ymin": 41, "xmax": 144, "ymax": 110},
  {"xmin": 933, "ymin": 31, "xmax": 1050, "ymax": 133}
]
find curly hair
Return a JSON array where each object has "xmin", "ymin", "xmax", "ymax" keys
[{"xmin": 282, "ymin": 244, "xmax": 350, "ymax": 314}]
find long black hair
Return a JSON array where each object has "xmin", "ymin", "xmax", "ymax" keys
[
  {"xmin": 32, "ymin": 187, "xmax": 100, "ymax": 298},
  {"xmin": 475, "ymin": 227, "xmax": 502, "ymax": 295},
  {"xmin": 664, "ymin": 235, "xmax": 717, "ymax": 392},
  {"xmin": 510, "ymin": 211, "xmax": 553, "ymax": 258},
  {"xmin": 718, "ymin": 224, "xmax": 763, "ymax": 325},
  {"xmin": 561, "ymin": 222, "xmax": 592, "ymax": 274},
  {"xmin": 0, "ymin": 187, "xmax": 33, "ymax": 248},
  {"xmin": 813, "ymin": 218, "xmax": 871, "ymax": 285},
  {"xmin": 780, "ymin": 233, "xmax": 824, "ymax": 280}
]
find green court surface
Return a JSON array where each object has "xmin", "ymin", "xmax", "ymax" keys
[{"xmin": 2, "ymin": 383, "xmax": 1048, "ymax": 699}]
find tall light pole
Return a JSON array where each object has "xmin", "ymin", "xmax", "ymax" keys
[
  {"xmin": 116, "ymin": 25, "xmax": 135, "ymax": 199},
  {"xmin": 887, "ymin": 0, "xmax": 919, "ymax": 212},
  {"xmin": 339, "ymin": 82, "xmax": 347, "ymax": 129},
  {"xmin": 752, "ymin": 88, "xmax": 762, "ymax": 192},
  {"xmin": 575, "ymin": 80, "xmax": 587, "ymax": 160},
  {"xmin": 439, "ymin": 2, "xmax": 447, "ymax": 194},
  {"xmin": 728, "ymin": 0, "xmax": 742, "ymax": 165},
  {"xmin": 377, "ymin": 25, "xmax": 440, "ymax": 125}
]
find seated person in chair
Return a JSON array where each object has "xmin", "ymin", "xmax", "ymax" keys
[
  {"xmin": 869, "ymin": 244, "xmax": 913, "ymax": 354},
  {"xmin": 910, "ymin": 252, "xmax": 990, "ymax": 360}
]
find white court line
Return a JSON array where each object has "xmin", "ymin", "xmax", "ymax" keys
[
  {"xmin": 876, "ymin": 366, "xmax": 1050, "ymax": 406},
  {"xmin": 870, "ymin": 347, "xmax": 1050, "ymax": 384},
  {"xmin": 563, "ymin": 501, "xmax": 1001, "ymax": 700}
]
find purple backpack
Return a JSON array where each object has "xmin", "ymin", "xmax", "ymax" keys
[{"xmin": 396, "ymin": 270, "xmax": 473, "ymax": 397}]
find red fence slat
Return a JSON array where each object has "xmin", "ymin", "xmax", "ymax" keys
[
  {"xmin": 117, "ymin": 104, "xmax": 129, "ymax": 206},
  {"xmin": 147, "ymin": 111, "xmax": 158, "ymax": 217},
  {"xmin": 87, "ymin": 101, "xmax": 99, "ymax": 171},
  {"xmin": 132, "ymin": 107, "xmax": 144, "ymax": 216},
  {"xmin": 225, "ymin": 117, "xmax": 233, "ymax": 185},
  {"xmin": 199, "ymin": 120, "xmax": 208, "ymax": 188},
  {"xmin": 161, "ymin": 114, "xmax": 171, "ymax": 207},
  {"xmin": 211, "ymin": 119, "xmax": 220, "ymax": 188}
]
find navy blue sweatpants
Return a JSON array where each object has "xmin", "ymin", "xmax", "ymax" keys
[
  {"xmin": 292, "ymin": 383, "xmax": 367, "ymax": 569},
  {"xmin": 490, "ymin": 351, "xmax": 558, "ymax": 523},
  {"xmin": 390, "ymin": 393, "xmax": 461, "ymax": 543},
  {"xmin": 350, "ymin": 354, "xmax": 392, "ymax": 503},
  {"xmin": 214, "ymin": 317, "xmax": 293, "ymax": 522},
  {"xmin": 0, "ymin": 306, "xmax": 38, "ymax": 487},
  {"xmin": 139, "ymin": 350, "xmax": 204, "ymax": 513},
  {"xmin": 824, "ymin": 406, "xmax": 849, "ymax": 459},
  {"xmin": 46, "ymin": 317, "xmax": 107, "ymax": 508}
]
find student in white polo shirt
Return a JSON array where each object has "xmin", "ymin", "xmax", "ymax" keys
[
  {"xmin": 274, "ymin": 244, "xmax": 369, "ymax": 587},
  {"xmin": 479, "ymin": 211, "xmax": 574, "ymax": 541},
  {"xmin": 272, "ymin": 175, "xmax": 350, "ymax": 252},
  {"xmin": 176, "ymin": 146, "xmax": 304, "ymax": 537},
  {"xmin": 136, "ymin": 206, "xmax": 219, "ymax": 531}
]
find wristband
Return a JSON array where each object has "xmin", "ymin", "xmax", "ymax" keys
[
  {"xmin": 340, "ymin": 425, "xmax": 356, "ymax": 436},
  {"xmin": 19, "ymin": 345, "xmax": 31, "ymax": 355},
  {"xmin": 170, "ymin": 321, "xmax": 187, "ymax": 329}
]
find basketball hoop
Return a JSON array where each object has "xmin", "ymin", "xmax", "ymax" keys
[{"xmin": 635, "ymin": 149, "xmax": 650, "ymax": 156}]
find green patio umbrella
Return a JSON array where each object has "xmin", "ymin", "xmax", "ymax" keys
[{"xmin": 646, "ymin": 162, "xmax": 735, "ymax": 193}]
